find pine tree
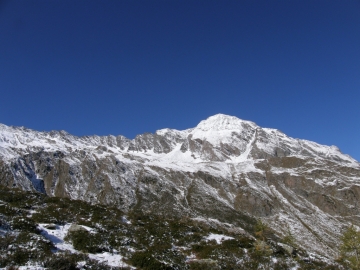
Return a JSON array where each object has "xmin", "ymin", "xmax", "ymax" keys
[
  {"xmin": 283, "ymin": 228, "xmax": 296, "ymax": 247},
  {"xmin": 254, "ymin": 219, "xmax": 268, "ymax": 241},
  {"xmin": 339, "ymin": 225, "xmax": 360, "ymax": 269}
]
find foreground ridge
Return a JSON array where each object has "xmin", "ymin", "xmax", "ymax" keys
[{"xmin": 0, "ymin": 186, "xmax": 343, "ymax": 269}]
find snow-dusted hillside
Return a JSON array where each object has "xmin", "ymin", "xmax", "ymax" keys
[
  {"xmin": 1, "ymin": 114, "xmax": 359, "ymax": 258},
  {"xmin": 0, "ymin": 114, "xmax": 357, "ymax": 166}
]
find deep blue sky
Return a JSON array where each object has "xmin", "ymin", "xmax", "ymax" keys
[{"xmin": 0, "ymin": 0, "xmax": 359, "ymax": 161}]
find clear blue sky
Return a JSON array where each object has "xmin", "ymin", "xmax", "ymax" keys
[{"xmin": 0, "ymin": 0, "xmax": 359, "ymax": 161}]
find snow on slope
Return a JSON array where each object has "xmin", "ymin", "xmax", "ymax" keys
[
  {"xmin": 38, "ymin": 223, "xmax": 130, "ymax": 268},
  {"xmin": 206, "ymin": 233, "xmax": 235, "ymax": 244},
  {"xmin": 190, "ymin": 114, "xmax": 257, "ymax": 145},
  {"xmin": 0, "ymin": 114, "xmax": 358, "ymax": 169}
]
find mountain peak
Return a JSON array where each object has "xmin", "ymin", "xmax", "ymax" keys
[{"xmin": 195, "ymin": 114, "xmax": 257, "ymax": 131}]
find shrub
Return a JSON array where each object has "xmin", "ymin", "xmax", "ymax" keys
[
  {"xmin": 65, "ymin": 230, "xmax": 104, "ymax": 253},
  {"xmin": 339, "ymin": 224, "xmax": 360, "ymax": 270},
  {"xmin": 6, "ymin": 266, "xmax": 20, "ymax": 270},
  {"xmin": 192, "ymin": 241, "xmax": 217, "ymax": 258},
  {"xmin": 237, "ymin": 236, "xmax": 254, "ymax": 248},
  {"xmin": 254, "ymin": 219, "xmax": 270, "ymax": 240},
  {"xmin": 221, "ymin": 239, "xmax": 244, "ymax": 254},
  {"xmin": 43, "ymin": 254, "xmax": 79, "ymax": 270},
  {"xmin": 0, "ymin": 233, "xmax": 16, "ymax": 251},
  {"xmin": 189, "ymin": 259, "xmax": 220, "ymax": 270},
  {"xmin": 11, "ymin": 217, "xmax": 39, "ymax": 234},
  {"xmin": 8, "ymin": 248, "xmax": 31, "ymax": 266},
  {"xmin": 0, "ymin": 205, "xmax": 18, "ymax": 217},
  {"xmin": 129, "ymin": 251, "xmax": 172, "ymax": 270}
]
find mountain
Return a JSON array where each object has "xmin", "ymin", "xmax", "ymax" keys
[{"xmin": 1, "ymin": 114, "xmax": 359, "ymax": 259}]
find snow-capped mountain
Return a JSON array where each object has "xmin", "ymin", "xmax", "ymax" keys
[{"xmin": 1, "ymin": 114, "xmax": 359, "ymax": 258}]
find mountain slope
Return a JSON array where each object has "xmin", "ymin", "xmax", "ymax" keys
[{"xmin": 0, "ymin": 114, "xmax": 359, "ymax": 258}]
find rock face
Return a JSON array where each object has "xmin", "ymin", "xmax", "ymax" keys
[{"xmin": 0, "ymin": 114, "xmax": 359, "ymax": 258}]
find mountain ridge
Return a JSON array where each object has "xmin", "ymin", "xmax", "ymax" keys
[
  {"xmin": 0, "ymin": 114, "xmax": 360, "ymax": 259},
  {"xmin": 0, "ymin": 114, "xmax": 357, "ymax": 164}
]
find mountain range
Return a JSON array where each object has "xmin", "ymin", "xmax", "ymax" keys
[{"xmin": 1, "ymin": 114, "xmax": 359, "ymax": 259}]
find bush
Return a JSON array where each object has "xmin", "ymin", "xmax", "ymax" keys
[
  {"xmin": 6, "ymin": 266, "xmax": 20, "ymax": 270},
  {"xmin": 189, "ymin": 259, "xmax": 220, "ymax": 270},
  {"xmin": 43, "ymin": 252, "xmax": 119, "ymax": 270},
  {"xmin": 8, "ymin": 248, "xmax": 31, "ymax": 266},
  {"xmin": 0, "ymin": 205, "xmax": 19, "ymax": 217},
  {"xmin": 43, "ymin": 254, "xmax": 79, "ymax": 270},
  {"xmin": 192, "ymin": 241, "xmax": 217, "ymax": 258},
  {"xmin": 237, "ymin": 236, "xmax": 254, "ymax": 248},
  {"xmin": 0, "ymin": 233, "xmax": 15, "ymax": 251},
  {"xmin": 65, "ymin": 230, "xmax": 105, "ymax": 253},
  {"xmin": 129, "ymin": 251, "xmax": 172, "ymax": 270},
  {"xmin": 11, "ymin": 217, "xmax": 39, "ymax": 234},
  {"xmin": 339, "ymin": 224, "xmax": 360, "ymax": 270},
  {"xmin": 221, "ymin": 239, "xmax": 240, "ymax": 252}
]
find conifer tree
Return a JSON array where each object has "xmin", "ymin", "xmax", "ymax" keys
[
  {"xmin": 339, "ymin": 225, "xmax": 360, "ymax": 269},
  {"xmin": 254, "ymin": 219, "xmax": 268, "ymax": 241},
  {"xmin": 283, "ymin": 228, "xmax": 296, "ymax": 247}
]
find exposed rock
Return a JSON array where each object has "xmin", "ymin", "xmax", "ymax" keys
[
  {"xmin": 277, "ymin": 243, "xmax": 295, "ymax": 256},
  {"xmin": 68, "ymin": 224, "xmax": 88, "ymax": 232},
  {"xmin": 44, "ymin": 224, "xmax": 57, "ymax": 230}
]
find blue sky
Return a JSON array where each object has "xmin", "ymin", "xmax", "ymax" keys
[{"xmin": 0, "ymin": 0, "xmax": 359, "ymax": 161}]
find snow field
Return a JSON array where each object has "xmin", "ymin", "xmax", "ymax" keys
[{"xmin": 38, "ymin": 223, "xmax": 130, "ymax": 268}]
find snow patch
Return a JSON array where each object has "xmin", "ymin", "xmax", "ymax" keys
[
  {"xmin": 206, "ymin": 233, "xmax": 234, "ymax": 244},
  {"xmin": 38, "ymin": 223, "xmax": 129, "ymax": 268}
]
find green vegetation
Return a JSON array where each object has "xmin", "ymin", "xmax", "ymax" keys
[
  {"xmin": 282, "ymin": 228, "xmax": 297, "ymax": 247},
  {"xmin": 254, "ymin": 219, "xmax": 272, "ymax": 241},
  {"xmin": 129, "ymin": 250, "xmax": 173, "ymax": 270},
  {"xmin": 0, "ymin": 230, "xmax": 53, "ymax": 267},
  {"xmin": 339, "ymin": 224, "xmax": 360, "ymax": 269},
  {"xmin": 0, "ymin": 184, "xmax": 347, "ymax": 269},
  {"xmin": 64, "ymin": 230, "xmax": 105, "ymax": 254}
]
